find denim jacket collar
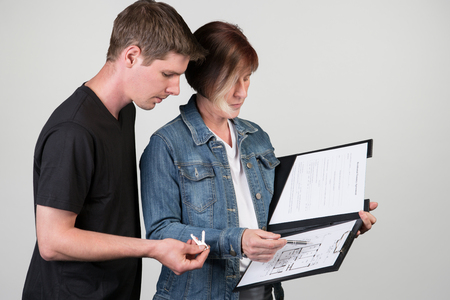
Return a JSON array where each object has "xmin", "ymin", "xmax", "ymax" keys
[{"xmin": 180, "ymin": 94, "xmax": 258, "ymax": 146}]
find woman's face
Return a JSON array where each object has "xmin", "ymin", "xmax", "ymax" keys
[
  {"xmin": 221, "ymin": 70, "xmax": 252, "ymax": 119},
  {"xmin": 197, "ymin": 67, "xmax": 252, "ymax": 124}
]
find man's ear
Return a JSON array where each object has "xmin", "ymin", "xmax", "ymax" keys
[{"xmin": 123, "ymin": 45, "xmax": 141, "ymax": 68}]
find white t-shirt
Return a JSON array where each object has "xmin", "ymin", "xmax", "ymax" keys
[{"xmin": 211, "ymin": 120, "xmax": 258, "ymax": 272}]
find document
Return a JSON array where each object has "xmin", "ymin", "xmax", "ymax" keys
[
  {"xmin": 269, "ymin": 142, "xmax": 368, "ymax": 225},
  {"xmin": 236, "ymin": 220, "xmax": 357, "ymax": 289},
  {"xmin": 234, "ymin": 140, "xmax": 372, "ymax": 291}
]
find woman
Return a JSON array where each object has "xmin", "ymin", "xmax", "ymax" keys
[
  {"xmin": 140, "ymin": 21, "xmax": 377, "ymax": 299},
  {"xmin": 140, "ymin": 21, "xmax": 286, "ymax": 300}
]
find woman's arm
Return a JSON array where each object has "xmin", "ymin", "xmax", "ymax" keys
[{"xmin": 140, "ymin": 134, "xmax": 243, "ymax": 259}]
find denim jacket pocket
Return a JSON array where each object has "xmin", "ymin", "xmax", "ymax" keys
[
  {"xmin": 179, "ymin": 164, "xmax": 217, "ymax": 213},
  {"xmin": 257, "ymin": 151, "xmax": 280, "ymax": 195}
]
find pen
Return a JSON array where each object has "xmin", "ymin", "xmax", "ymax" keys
[{"xmin": 286, "ymin": 240, "xmax": 308, "ymax": 245}]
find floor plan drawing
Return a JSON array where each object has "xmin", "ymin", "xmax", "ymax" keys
[
  {"xmin": 236, "ymin": 220, "xmax": 358, "ymax": 290},
  {"xmin": 270, "ymin": 243, "xmax": 322, "ymax": 275}
]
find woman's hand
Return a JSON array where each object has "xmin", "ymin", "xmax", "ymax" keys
[
  {"xmin": 357, "ymin": 201, "xmax": 378, "ymax": 236},
  {"xmin": 241, "ymin": 229, "xmax": 286, "ymax": 262}
]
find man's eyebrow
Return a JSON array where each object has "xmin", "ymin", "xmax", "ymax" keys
[{"xmin": 163, "ymin": 70, "xmax": 185, "ymax": 75}]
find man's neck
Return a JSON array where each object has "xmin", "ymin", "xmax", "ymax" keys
[{"xmin": 85, "ymin": 62, "xmax": 130, "ymax": 119}]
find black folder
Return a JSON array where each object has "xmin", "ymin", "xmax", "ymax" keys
[{"xmin": 234, "ymin": 139, "xmax": 373, "ymax": 292}]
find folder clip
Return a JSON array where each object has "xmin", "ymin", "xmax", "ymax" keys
[{"xmin": 333, "ymin": 230, "xmax": 354, "ymax": 254}]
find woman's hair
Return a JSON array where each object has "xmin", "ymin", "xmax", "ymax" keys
[
  {"xmin": 185, "ymin": 21, "xmax": 258, "ymax": 112},
  {"xmin": 106, "ymin": 0, "xmax": 206, "ymax": 65}
]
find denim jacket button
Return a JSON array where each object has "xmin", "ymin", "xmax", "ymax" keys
[
  {"xmin": 262, "ymin": 226, "xmax": 267, "ymax": 231},
  {"xmin": 255, "ymin": 193, "xmax": 262, "ymax": 200},
  {"xmin": 246, "ymin": 162, "xmax": 253, "ymax": 169},
  {"xmin": 230, "ymin": 244, "xmax": 237, "ymax": 256}
]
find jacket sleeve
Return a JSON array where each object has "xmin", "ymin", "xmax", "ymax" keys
[{"xmin": 139, "ymin": 133, "xmax": 245, "ymax": 259}]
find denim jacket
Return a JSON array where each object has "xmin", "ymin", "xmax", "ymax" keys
[{"xmin": 140, "ymin": 95, "xmax": 282, "ymax": 300}]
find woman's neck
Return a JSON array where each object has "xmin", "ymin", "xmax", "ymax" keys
[{"xmin": 196, "ymin": 94, "xmax": 232, "ymax": 147}]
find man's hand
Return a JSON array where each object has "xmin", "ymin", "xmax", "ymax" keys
[
  {"xmin": 241, "ymin": 229, "xmax": 286, "ymax": 262},
  {"xmin": 357, "ymin": 201, "xmax": 378, "ymax": 236},
  {"xmin": 152, "ymin": 238, "xmax": 210, "ymax": 275}
]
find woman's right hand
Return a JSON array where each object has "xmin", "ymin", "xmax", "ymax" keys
[{"xmin": 241, "ymin": 229, "xmax": 287, "ymax": 262}]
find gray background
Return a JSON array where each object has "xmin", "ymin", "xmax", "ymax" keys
[{"xmin": 1, "ymin": 0, "xmax": 449, "ymax": 299}]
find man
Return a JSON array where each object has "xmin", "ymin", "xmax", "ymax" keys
[{"xmin": 22, "ymin": 1, "xmax": 209, "ymax": 299}]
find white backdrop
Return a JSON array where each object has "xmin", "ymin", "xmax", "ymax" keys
[{"xmin": 1, "ymin": 1, "xmax": 449, "ymax": 299}]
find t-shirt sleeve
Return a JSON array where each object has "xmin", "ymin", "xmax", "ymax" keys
[{"xmin": 35, "ymin": 122, "xmax": 94, "ymax": 214}]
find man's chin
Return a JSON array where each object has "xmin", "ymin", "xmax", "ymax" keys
[{"xmin": 135, "ymin": 102, "xmax": 157, "ymax": 111}]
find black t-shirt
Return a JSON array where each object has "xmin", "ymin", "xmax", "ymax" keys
[{"xmin": 23, "ymin": 86, "xmax": 142, "ymax": 299}]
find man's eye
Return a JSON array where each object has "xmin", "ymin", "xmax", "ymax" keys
[{"xmin": 163, "ymin": 73, "xmax": 173, "ymax": 78}]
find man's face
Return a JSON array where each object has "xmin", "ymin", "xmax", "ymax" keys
[{"xmin": 128, "ymin": 51, "xmax": 190, "ymax": 110}]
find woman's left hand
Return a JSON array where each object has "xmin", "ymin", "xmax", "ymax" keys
[{"xmin": 357, "ymin": 201, "xmax": 378, "ymax": 236}]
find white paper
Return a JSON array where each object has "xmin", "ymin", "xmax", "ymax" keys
[
  {"xmin": 236, "ymin": 220, "xmax": 356, "ymax": 288},
  {"xmin": 269, "ymin": 143, "xmax": 367, "ymax": 225}
]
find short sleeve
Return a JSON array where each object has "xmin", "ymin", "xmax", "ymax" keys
[{"xmin": 35, "ymin": 122, "xmax": 94, "ymax": 214}]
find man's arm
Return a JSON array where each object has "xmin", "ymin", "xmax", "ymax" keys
[{"xmin": 36, "ymin": 205, "xmax": 209, "ymax": 275}]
